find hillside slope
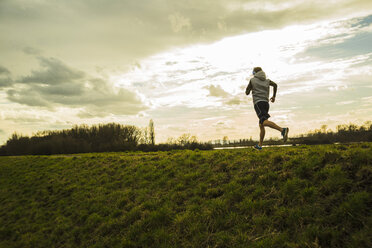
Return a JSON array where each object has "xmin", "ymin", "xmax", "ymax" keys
[{"xmin": 0, "ymin": 144, "xmax": 371, "ymax": 247}]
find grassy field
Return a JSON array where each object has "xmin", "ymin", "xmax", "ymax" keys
[{"xmin": 0, "ymin": 143, "xmax": 371, "ymax": 248}]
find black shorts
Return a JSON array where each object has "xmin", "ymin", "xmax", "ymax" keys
[{"xmin": 254, "ymin": 101, "xmax": 270, "ymax": 124}]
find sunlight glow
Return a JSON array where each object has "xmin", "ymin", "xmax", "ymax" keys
[{"xmin": 107, "ymin": 16, "xmax": 372, "ymax": 142}]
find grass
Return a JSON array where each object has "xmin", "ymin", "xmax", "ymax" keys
[{"xmin": 0, "ymin": 143, "xmax": 371, "ymax": 247}]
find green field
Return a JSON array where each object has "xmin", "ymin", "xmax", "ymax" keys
[{"xmin": 1, "ymin": 144, "xmax": 371, "ymax": 248}]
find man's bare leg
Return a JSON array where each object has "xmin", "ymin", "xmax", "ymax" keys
[
  {"xmin": 262, "ymin": 120, "xmax": 283, "ymax": 133},
  {"xmin": 259, "ymin": 124, "xmax": 265, "ymax": 147}
]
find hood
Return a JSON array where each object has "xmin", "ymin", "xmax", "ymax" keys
[{"xmin": 254, "ymin": 70, "xmax": 266, "ymax": 81}]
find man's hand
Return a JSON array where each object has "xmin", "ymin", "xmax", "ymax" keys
[
  {"xmin": 269, "ymin": 81, "xmax": 277, "ymax": 103},
  {"xmin": 245, "ymin": 81, "xmax": 252, "ymax": 96}
]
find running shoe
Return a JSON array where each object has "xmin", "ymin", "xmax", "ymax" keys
[
  {"xmin": 254, "ymin": 144, "xmax": 262, "ymax": 150},
  {"xmin": 282, "ymin": 128, "xmax": 289, "ymax": 142}
]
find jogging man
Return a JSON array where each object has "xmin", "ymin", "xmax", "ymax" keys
[{"xmin": 245, "ymin": 67, "xmax": 289, "ymax": 150}]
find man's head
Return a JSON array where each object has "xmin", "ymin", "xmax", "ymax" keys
[{"xmin": 253, "ymin": 67, "xmax": 262, "ymax": 75}]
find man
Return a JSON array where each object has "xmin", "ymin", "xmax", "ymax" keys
[{"xmin": 245, "ymin": 67, "xmax": 289, "ymax": 150}]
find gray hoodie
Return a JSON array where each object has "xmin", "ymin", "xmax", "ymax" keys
[{"xmin": 249, "ymin": 70, "xmax": 271, "ymax": 104}]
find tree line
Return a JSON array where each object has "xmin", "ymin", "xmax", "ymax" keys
[
  {"xmin": 0, "ymin": 121, "xmax": 212, "ymax": 156},
  {"xmin": 291, "ymin": 122, "xmax": 372, "ymax": 145},
  {"xmin": 1, "ymin": 121, "xmax": 371, "ymax": 155},
  {"xmin": 214, "ymin": 121, "xmax": 372, "ymax": 147}
]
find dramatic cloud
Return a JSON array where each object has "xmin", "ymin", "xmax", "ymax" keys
[
  {"xmin": 7, "ymin": 57, "xmax": 147, "ymax": 116},
  {"xmin": 1, "ymin": 0, "xmax": 372, "ymax": 72},
  {"xmin": 20, "ymin": 57, "xmax": 85, "ymax": 85},
  {"xmin": 0, "ymin": 1, "xmax": 371, "ymax": 144}
]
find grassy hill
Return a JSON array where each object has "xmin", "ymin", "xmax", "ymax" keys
[{"xmin": 0, "ymin": 143, "xmax": 371, "ymax": 247}]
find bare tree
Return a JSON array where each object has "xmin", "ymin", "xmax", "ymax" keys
[
  {"xmin": 166, "ymin": 137, "xmax": 176, "ymax": 144},
  {"xmin": 177, "ymin": 133, "xmax": 198, "ymax": 146},
  {"xmin": 177, "ymin": 133, "xmax": 191, "ymax": 146},
  {"xmin": 139, "ymin": 127, "xmax": 149, "ymax": 144}
]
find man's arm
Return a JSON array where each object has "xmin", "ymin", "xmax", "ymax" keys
[
  {"xmin": 245, "ymin": 80, "xmax": 252, "ymax": 95},
  {"xmin": 269, "ymin": 80, "xmax": 277, "ymax": 102}
]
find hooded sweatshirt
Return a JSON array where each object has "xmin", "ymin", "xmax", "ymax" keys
[{"xmin": 250, "ymin": 70, "xmax": 271, "ymax": 105}]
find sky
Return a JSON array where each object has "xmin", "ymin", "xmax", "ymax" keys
[{"xmin": 1, "ymin": 0, "xmax": 372, "ymax": 144}]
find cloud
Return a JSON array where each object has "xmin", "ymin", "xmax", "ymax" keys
[
  {"xmin": 165, "ymin": 61, "xmax": 178, "ymax": 66},
  {"xmin": 300, "ymin": 32, "xmax": 372, "ymax": 61},
  {"xmin": 0, "ymin": 78, "xmax": 12, "ymax": 88},
  {"xmin": 7, "ymin": 56, "xmax": 148, "ymax": 116},
  {"xmin": 293, "ymin": 14, "xmax": 372, "ymax": 61},
  {"xmin": 225, "ymin": 97, "xmax": 242, "ymax": 105},
  {"xmin": 212, "ymin": 119, "xmax": 236, "ymax": 131},
  {"xmin": 168, "ymin": 12, "xmax": 192, "ymax": 33},
  {"xmin": 204, "ymin": 85, "xmax": 242, "ymax": 106},
  {"xmin": 7, "ymin": 89, "xmax": 53, "ymax": 107},
  {"xmin": 1, "ymin": 2, "xmax": 372, "ymax": 143},
  {"xmin": 336, "ymin": 100, "xmax": 355, "ymax": 105},
  {"xmin": 23, "ymin": 46, "xmax": 41, "ymax": 55},
  {"xmin": 20, "ymin": 57, "xmax": 85, "ymax": 85},
  {"xmin": 0, "ymin": 65, "xmax": 10, "ymax": 75},
  {"xmin": 0, "ymin": 65, "xmax": 12, "ymax": 87},
  {"xmin": 4, "ymin": 115, "xmax": 50, "ymax": 124},
  {"xmin": 205, "ymin": 85, "xmax": 230, "ymax": 97},
  {"xmin": 2, "ymin": 0, "xmax": 372, "ymax": 71}
]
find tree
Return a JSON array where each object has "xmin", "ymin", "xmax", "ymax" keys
[
  {"xmin": 177, "ymin": 133, "xmax": 191, "ymax": 146},
  {"xmin": 223, "ymin": 136, "xmax": 229, "ymax": 145},
  {"xmin": 149, "ymin": 119, "xmax": 155, "ymax": 145},
  {"xmin": 140, "ymin": 127, "xmax": 149, "ymax": 144},
  {"xmin": 190, "ymin": 136, "xmax": 198, "ymax": 144},
  {"xmin": 166, "ymin": 137, "xmax": 176, "ymax": 144},
  {"xmin": 321, "ymin": 125, "xmax": 327, "ymax": 133}
]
